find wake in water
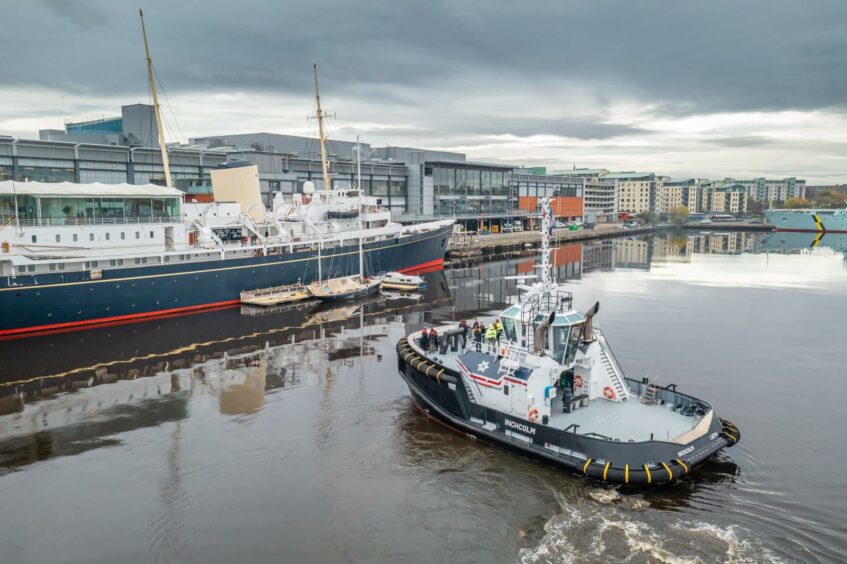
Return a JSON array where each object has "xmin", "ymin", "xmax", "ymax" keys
[{"xmin": 520, "ymin": 487, "xmax": 783, "ymax": 564}]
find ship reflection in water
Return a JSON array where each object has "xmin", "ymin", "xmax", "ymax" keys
[{"xmin": 0, "ymin": 232, "xmax": 845, "ymax": 563}]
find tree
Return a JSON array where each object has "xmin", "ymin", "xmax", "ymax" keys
[
  {"xmin": 636, "ymin": 211, "xmax": 658, "ymax": 224},
  {"xmin": 669, "ymin": 205, "xmax": 690, "ymax": 225},
  {"xmin": 747, "ymin": 199, "xmax": 765, "ymax": 215},
  {"xmin": 784, "ymin": 197, "xmax": 811, "ymax": 209},
  {"xmin": 812, "ymin": 189, "xmax": 846, "ymax": 209}
]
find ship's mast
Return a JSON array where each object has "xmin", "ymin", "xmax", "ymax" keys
[
  {"xmin": 356, "ymin": 135, "xmax": 364, "ymax": 279},
  {"xmin": 313, "ymin": 63, "xmax": 332, "ymax": 191},
  {"xmin": 139, "ymin": 9, "xmax": 173, "ymax": 188},
  {"xmin": 539, "ymin": 197, "xmax": 552, "ymax": 285}
]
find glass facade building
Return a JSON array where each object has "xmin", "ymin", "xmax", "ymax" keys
[{"xmin": 429, "ymin": 161, "xmax": 513, "ymax": 217}]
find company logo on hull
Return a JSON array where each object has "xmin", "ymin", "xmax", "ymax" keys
[{"xmin": 504, "ymin": 419, "xmax": 536, "ymax": 435}]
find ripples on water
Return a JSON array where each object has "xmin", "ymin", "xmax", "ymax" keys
[{"xmin": 0, "ymin": 231, "xmax": 845, "ymax": 563}]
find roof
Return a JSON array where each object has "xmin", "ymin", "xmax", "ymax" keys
[
  {"xmin": 0, "ymin": 181, "xmax": 183, "ymax": 197},
  {"xmin": 551, "ymin": 168, "xmax": 608, "ymax": 176},
  {"xmin": 603, "ymin": 172, "xmax": 656, "ymax": 180}
]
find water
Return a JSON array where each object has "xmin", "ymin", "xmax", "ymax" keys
[{"xmin": 0, "ymin": 230, "xmax": 845, "ymax": 563}]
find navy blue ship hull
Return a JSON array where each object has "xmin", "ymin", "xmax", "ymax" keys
[{"xmin": 0, "ymin": 223, "xmax": 452, "ymax": 338}]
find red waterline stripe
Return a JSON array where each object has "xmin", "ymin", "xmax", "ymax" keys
[
  {"xmin": 399, "ymin": 258, "xmax": 444, "ymax": 274},
  {"xmin": 0, "ymin": 299, "xmax": 241, "ymax": 340},
  {"xmin": 0, "ymin": 256, "xmax": 446, "ymax": 339},
  {"xmin": 774, "ymin": 228, "xmax": 847, "ymax": 233}
]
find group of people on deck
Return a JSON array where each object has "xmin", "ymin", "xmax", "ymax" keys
[{"xmin": 420, "ymin": 318, "xmax": 504, "ymax": 355}]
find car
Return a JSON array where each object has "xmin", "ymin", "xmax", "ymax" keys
[
  {"xmin": 501, "ymin": 224, "xmax": 513, "ymax": 233},
  {"xmin": 479, "ymin": 229, "xmax": 491, "ymax": 235},
  {"xmin": 623, "ymin": 220, "xmax": 639, "ymax": 228},
  {"xmin": 700, "ymin": 219, "xmax": 713, "ymax": 224},
  {"xmin": 512, "ymin": 224, "xmax": 523, "ymax": 232}
]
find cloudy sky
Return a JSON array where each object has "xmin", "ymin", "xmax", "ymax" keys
[{"xmin": 1, "ymin": 0, "xmax": 846, "ymax": 183}]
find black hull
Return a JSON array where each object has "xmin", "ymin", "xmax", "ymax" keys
[
  {"xmin": 0, "ymin": 224, "xmax": 452, "ymax": 337},
  {"xmin": 397, "ymin": 338, "xmax": 739, "ymax": 486}
]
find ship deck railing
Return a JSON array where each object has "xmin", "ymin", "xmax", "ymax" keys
[{"xmin": 16, "ymin": 216, "xmax": 182, "ymax": 227}]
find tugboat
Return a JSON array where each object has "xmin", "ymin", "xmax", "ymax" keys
[{"xmin": 396, "ymin": 200, "xmax": 740, "ymax": 485}]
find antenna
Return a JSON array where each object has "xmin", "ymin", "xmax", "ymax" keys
[{"xmin": 139, "ymin": 9, "xmax": 173, "ymax": 188}]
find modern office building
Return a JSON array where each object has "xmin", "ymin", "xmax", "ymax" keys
[
  {"xmin": 513, "ymin": 170, "xmax": 584, "ymax": 226},
  {"xmin": 0, "ymin": 136, "xmax": 226, "ymax": 190},
  {"xmin": 39, "ymin": 104, "xmax": 164, "ymax": 148}
]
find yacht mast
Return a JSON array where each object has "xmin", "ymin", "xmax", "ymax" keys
[
  {"xmin": 357, "ymin": 135, "xmax": 364, "ymax": 279},
  {"xmin": 313, "ymin": 63, "xmax": 332, "ymax": 191},
  {"xmin": 139, "ymin": 9, "xmax": 173, "ymax": 188}
]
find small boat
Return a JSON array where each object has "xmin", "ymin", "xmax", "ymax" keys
[
  {"xmin": 377, "ymin": 271, "xmax": 426, "ymax": 291},
  {"xmin": 396, "ymin": 198, "xmax": 740, "ymax": 486},
  {"xmin": 307, "ymin": 276, "xmax": 381, "ymax": 302},
  {"xmin": 240, "ymin": 282, "xmax": 310, "ymax": 307}
]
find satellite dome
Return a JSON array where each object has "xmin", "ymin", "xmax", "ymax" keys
[{"xmin": 303, "ymin": 181, "xmax": 316, "ymax": 194}]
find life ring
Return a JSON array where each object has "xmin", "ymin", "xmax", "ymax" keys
[
  {"xmin": 573, "ymin": 375, "xmax": 584, "ymax": 388},
  {"xmin": 603, "ymin": 386, "xmax": 616, "ymax": 400},
  {"xmin": 528, "ymin": 408, "xmax": 539, "ymax": 422}
]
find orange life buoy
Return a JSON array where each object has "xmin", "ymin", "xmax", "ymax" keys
[
  {"xmin": 603, "ymin": 386, "xmax": 616, "ymax": 400},
  {"xmin": 573, "ymin": 375, "xmax": 584, "ymax": 388},
  {"xmin": 528, "ymin": 408, "xmax": 539, "ymax": 422}
]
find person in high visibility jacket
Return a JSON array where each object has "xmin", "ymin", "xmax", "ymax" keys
[{"xmin": 485, "ymin": 324, "xmax": 498, "ymax": 353}]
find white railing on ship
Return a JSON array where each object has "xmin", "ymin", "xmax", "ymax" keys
[{"xmin": 16, "ymin": 216, "xmax": 181, "ymax": 227}]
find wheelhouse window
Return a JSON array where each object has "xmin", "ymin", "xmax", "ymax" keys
[{"xmin": 552, "ymin": 323, "xmax": 584, "ymax": 365}]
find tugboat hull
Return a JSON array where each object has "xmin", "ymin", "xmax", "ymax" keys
[{"xmin": 397, "ymin": 338, "xmax": 739, "ymax": 486}]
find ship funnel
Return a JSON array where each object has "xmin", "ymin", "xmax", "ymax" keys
[
  {"xmin": 581, "ymin": 301, "xmax": 600, "ymax": 342},
  {"xmin": 533, "ymin": 311, "xmax": 556, "ymax": 355}
]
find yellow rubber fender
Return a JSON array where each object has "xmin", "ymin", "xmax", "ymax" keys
[
  {"xmin": 436, "ymin": 368, "xmax": 444, "ymax": 382},
  {"xmin": 583, "ymin": 458, "xmax": 593, "ymax": 475},
  {"xmin": 643, "ymin": 464, "xmax": 652, "ymax": 485},
  {"xmin": 602, "ymin": 462, "xmax": 612, "ymax": 481},
  {"xmin": 675, "ymin": 458, "xmax": 689, "ymax": 474},
  {"xmin": 661, "ymin": 462, "xmax": 673, "ymax": 480},
  {"xmin": 425, "ymin": 365, "xmax": 436, "ymax": 377}
]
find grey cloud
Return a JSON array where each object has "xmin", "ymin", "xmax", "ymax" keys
[
  {"xmin": 1, "ymin": 0, "xmax": 846, "ymax": 116},
  {"xmin": 705, "ymin": 136, "xmax": 773, "ymax": 148}
]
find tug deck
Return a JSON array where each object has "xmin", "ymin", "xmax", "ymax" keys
[{"xmin": 411, "ymin": 330, "xmax": 704, "ymax": 444}]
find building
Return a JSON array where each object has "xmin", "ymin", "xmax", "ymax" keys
[
  {"xmin": 656, "ymin": 178, "xmax": 702, "ymax": 214},
  {"xmin": 723, "ymin": 177, "xmax": 806, "ymax": 204},
  {"xmin": 513, "ymin": 171, "xmax": 584, "ymax": 225},
  {"xmin": 39, "ymin": 104, "xmax": 163, "ymax": 148},
  {"xmin": 0, "ymin": 136, "xmax": 226, "ymax": 190},
  {"xmin": 699, "ymin": 183, "xmax": 748, "ymax": 214},
  {"xmin": 583, "ymin": 178, "xmax": 617, "ymax": 222},
  {"xmin": 607, "ymin": 172, "xmax": 659, "ymax": 215},
  {"xmin": 550, "ymin": 168, "xmax": 609, "ymax": 179}
]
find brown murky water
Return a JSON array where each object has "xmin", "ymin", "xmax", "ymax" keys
[{"xmin": 0, "ymin": 231, "xmax": 845, "ymax": 563}]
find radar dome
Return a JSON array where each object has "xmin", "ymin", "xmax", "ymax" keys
[{"xmin": 303, "ymin": 181, "xmax": 316, "ymax": 194}]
